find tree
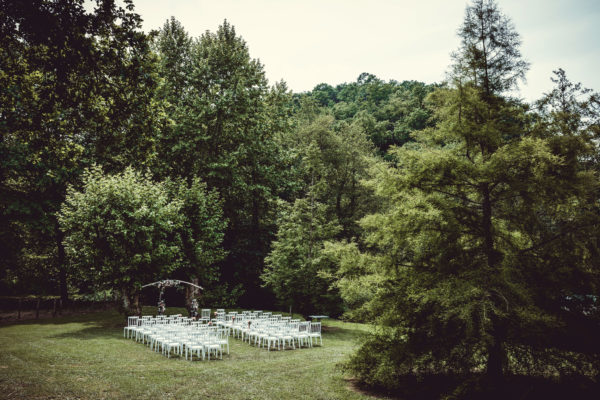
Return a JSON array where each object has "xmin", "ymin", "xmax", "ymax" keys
[
  {"xmin": 58, "ymin": 167, "xmax": 226, "ymax": 315},
  {"xmin": 301, "ymin": 75, "xmax": 437, "ymax": 155},
  {"xmin": 152, "ymin": 17, "xmax": 193, "ymax": 113},
  {"xmin": 289, "ymin": 115, "xmax": 376, "ymax": 236},
  {"xmin": 263, "ymin": 114, "xmax": 376, "ymax": 315},
  {"xmin": 333, "ymin": 0, "xmax": 600, "ymax": 394},
  {"xmin": 58, "ymin": 167, "xmax": 184, "ymax": 315},
  {"xmin": 0, "ymin": 0, "xmax": 164, "ymax": 300},
  {"xmin": 453, "ymin": 0, "xmax": 529, "ymax": 98},
  {"xmin": 262, "ymin": 198, "xmax": 341, "ymax": 316},
  {"xmin": 154, "ymin": 20, "xmax": 290, "ymax": 306},
  {"xmin": 164, "ymin": 178, "xmax": 227, "ymax": 309}
]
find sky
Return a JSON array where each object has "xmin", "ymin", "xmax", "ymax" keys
[{"xmin": 130, "ymin": 0, "xmax": 600, "ymax": 102}]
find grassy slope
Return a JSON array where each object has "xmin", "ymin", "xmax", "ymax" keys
[{"xmin": 0, "ymin": 309, "xmax": 382, "ymax": 400}]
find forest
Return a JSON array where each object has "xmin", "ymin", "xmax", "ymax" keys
[{"xmin": 1, "ymin": 0, "xmax": 599, "ymax": 397}]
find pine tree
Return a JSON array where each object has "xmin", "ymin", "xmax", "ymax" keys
[{"xmin": 335, "ymin": 0, "xmax": 600, "ymax": 394}]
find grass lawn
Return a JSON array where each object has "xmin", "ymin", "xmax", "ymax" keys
[{"xmin": 0, "ymin": 308, "xmax": 383, "ymax": 400}]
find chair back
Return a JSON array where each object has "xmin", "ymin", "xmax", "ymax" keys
[{"xmin": 311, "ymin": 322, "xmax": 321, "ymax": 334}]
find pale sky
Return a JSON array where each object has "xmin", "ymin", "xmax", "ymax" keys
[{"xmin": 130, "ymin": 0, "xmax": 600, "ymax": 102}]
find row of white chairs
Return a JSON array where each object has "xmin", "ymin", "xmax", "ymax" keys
[
  {"xmin": 124, "ymin": 315, "xmax": 228, "ymax": 360},
  {"xmin": 215, "ymin": 310, "xmax": 323, "ymax": 351}
]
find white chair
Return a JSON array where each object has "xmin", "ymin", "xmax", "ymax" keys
[
  {"xmin": 218, "ymin": 328, "xmax": 229, "ymax": 354},
  {"xmin": 204, "ymin": 329, "xmax": 222, "ymax": 360},
  {"xmin": 124, "ymin": 316, "xmax": 139, "ymax": 338},
  {"xmin": 296, "ymin": 321, "xmax": 310, "ymax": 348},
  {"xmin": 308, "ymin": 322, "xmax": 322, "ymax": 346},
  {"xmin": 185, "ymin": 332, "xmax": 206, "ymax": 361},
  {"xmin": 280, "ymin": 327, "xmax": 295, "ymax": 350},
  {"xmin": 163, "ymin": 329, "xmax": 183, "ymax": 358},
  {"xmin": 266, "ymin": 327, "xmax": 281, "ymax": 351}
]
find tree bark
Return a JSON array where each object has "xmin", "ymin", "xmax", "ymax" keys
[
  {"xmin": 481, "ymin": 183, "xmax": 495, "ymax": 269},
  {"xmin": 55, "ymin": 221, "xmax": 69, "ymax": 304},
  {"xmin": 487, "ymin": 321, "xmax": 506, "ymax": 384},
  {"xmin": 481, "ymin": 183, "xmax": 506, "ymax": 382},
  {"xmin": 120, "ymin": 287, "xmax": 141, "ymax": 317}
]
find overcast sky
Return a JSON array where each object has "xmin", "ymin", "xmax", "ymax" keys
[{"xmin": 131, "ymin": 0, "xmax": 600, "ymax": 102}]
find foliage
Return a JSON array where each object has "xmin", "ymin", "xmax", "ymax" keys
[
  {"xmin": 163, "ymin": 177, "xmax": 227, "ymax": 307},
  {"xmin": 2, "ymin": 5, "xmax": 600, "ymax": 396},
  {"xmin": 284, "ymin": 115, "xmax": 376, "ymax": 236},
  {"xmin": 301, "ymin": 75, "xmax": 437, "ymax": 155},
  {"xmin": 453, "ymin": 0, "xmax": 529, "ymax": 96},
  {"xmin": 263, "ymin": 198, "xmax": 341, "ymax": 316},
  {"xmin": 263, "ymin": 114, "xmax": 377, "ymax": 315},
  {"xmin": 58, "ymin": 167, "xmax": 184, "ymax": 314},
  {"xmin": 153, "ymin": 19, "xmax": 290, "ymax": 306},
  {"xmin": 333, "ymin": 0, "xmax": 600, "ymax": 392},
  {"xmin": 58, "ymin": 168, "xmax": 226, "ymax": 315},
  {"xmin": 0, "ymin": 0, "xmax": 165, "ymax": 300}
]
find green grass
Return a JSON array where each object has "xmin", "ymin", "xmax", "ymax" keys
[{"xmin": 0, "ymin": 309, "xmax": 383, "ymax": 399}]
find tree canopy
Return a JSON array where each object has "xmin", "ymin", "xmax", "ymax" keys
[{"xmin": 58, "ymin": 167, "xmax": 225, "ymax": 315}]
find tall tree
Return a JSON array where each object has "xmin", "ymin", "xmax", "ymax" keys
[
  {"xmin": 153, "ymin": 17, "xmax": 193, "ymax": 111},
  {"xmin": 164, "ymin": 177, "xmax": 227, "ymax": 309},
  {"xmin": 263, "ymin": 114, "xmax": 376, "ymax": 315},
  {"xmin": 59, "ymin": 167, "xmax": 183, "ymax": 316},
  {"xmin": 334, "ymin": 0, "xmax": 600, "ymax": 394},
  {"xmin": 154, "ymin": 20, "xmax": 289, "ymax": 306},
  {"xmin": 453, "ymin": 0, "xmax": 529, "ymax": 98},
  {"xmin": 262, "ymin": 198, "xmax": 341, "ymax": 316},
  {"xmin": 0, "ymin": 0, "xmax": 163, "ymax": 300}
]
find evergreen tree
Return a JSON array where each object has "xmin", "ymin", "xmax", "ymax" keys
[
  {"xmin": 453, "ymin": 0, "xmax": 529, "ymax": 98},
  {"xmin": 334, "ymin": 0, "xmax": 600, "ymax": 394}
]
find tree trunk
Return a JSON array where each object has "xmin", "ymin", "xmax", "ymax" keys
[
  {"xmin": 120, "ymin": 287, "xmax": 141, "ymax": 317},
  {"xmin": 55, "ymin": 221, "xmax": 69, "ymax": 304},
  {"xmin": 481, "ymin": 183, "xmax": 496, "ymax": 270},
  {"xmin": 481, "ymin": 183, "xmax": 505, "ymax": 384},
  {"xmin": 486, "ymin": 329, "xmax": 505, "ymax": 384}
]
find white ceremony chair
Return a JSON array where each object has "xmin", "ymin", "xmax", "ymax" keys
[{"xmin": 308, "ymin": 321, "xmax": 322, "ymax": 346}]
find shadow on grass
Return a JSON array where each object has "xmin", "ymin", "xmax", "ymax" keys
[
  {"xmin": 324, "ymin": 326, "xmax": 366, "ymax": 342},
  {"xmin": 350, "ymin": 373, "xmax": 600, "ymax": 400},
  {"xmin": 47, "ymin": 323, "xmax": 121, "ymax": 340}
]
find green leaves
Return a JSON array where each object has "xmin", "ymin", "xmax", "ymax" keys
[
  {"xmin": 58, "ymin": 166, "xmax": 225, "ymax": 314},
  {"xmin": 262, "ymin": 198, "xmax": 342, "ymax": 315},
  {"xmin": 335, "ymin": 0, "xmax": 600, "ymax": 389},
  {"xmin": 153, "ymin": 19, "xmax": 292, "ymax": 304},
  {"xmin": 0, "ymin": 0, "xmax": 167, "ymax": 298}
]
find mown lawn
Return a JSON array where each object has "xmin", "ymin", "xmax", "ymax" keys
[{"xmin": 0, "ymin": 308, "xmax": 383, "ymax": 400}]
